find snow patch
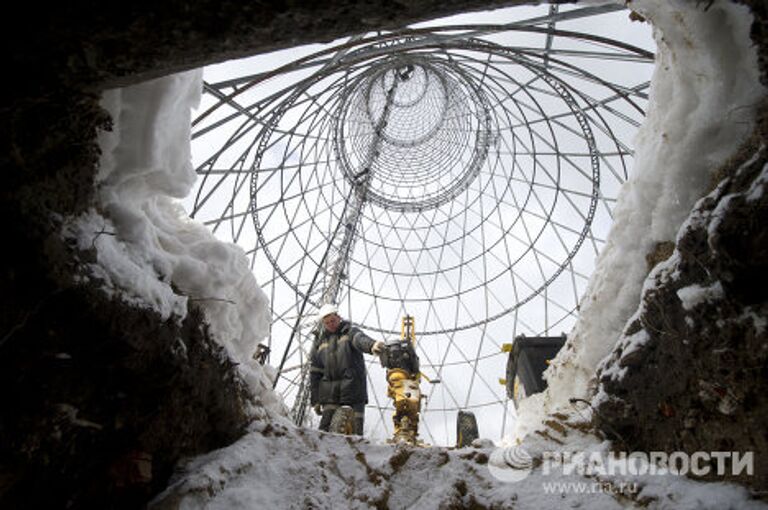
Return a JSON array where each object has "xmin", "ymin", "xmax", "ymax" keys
[
  {"xmin": 619, "ymin": 329, "xmax": 650, "ymax": 360},
  {"xmin": 511, "ymin": 392, "xmax": 547, "ymax": 443},
  {"xmin": 63, "ymin": 208, "xmax": 189, "ymax": 321},
  {"xmin": 739, "ymin": 308, "xmax": 768, "ymax": 335},
  {"xmin": 746, "ymin": 161, "xmax": 768, "ymax": 202},
  {"xmin": 706, "ymin": 193, "xmax": 737, "ymax": 244},
  {"xmin": 676, "ymin": 281, "xmax": 725, "ymax": 311}
]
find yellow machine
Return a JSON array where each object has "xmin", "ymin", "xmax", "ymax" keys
[
  {"xmin": 382, "ymin": 316, "xmax": 423, "ymax": 444},
  {"xmin": 386, "ymin": 369, "xmax": 421, "ymax": 443}
]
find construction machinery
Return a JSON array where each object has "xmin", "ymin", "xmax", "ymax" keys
[
  {"xmin": 380, "ymin": 315, "xmax": 425, "ymax": 444},
  {"xmin": 503, "ymin": 334, "xmax": 566, "ymax": 408}
]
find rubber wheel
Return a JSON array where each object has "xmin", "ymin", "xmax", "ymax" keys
[
  {"xmin": 329, "ymin": 406, "xmax": 355, "ymax": 435},
  {"xmin": 456, "ymin": 410, "xmax": 479, "ymax": 447}
]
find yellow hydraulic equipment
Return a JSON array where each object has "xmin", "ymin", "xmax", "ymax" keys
[
  {"xmin": 387, "ymin": 369, "xmax": 421, "ymax": 443},
  {"xmin": 383, "ymin": 315, "xmax": 423, "ymax": 444},
  {"xmin": 401, "ymin": 315, "xmax": 416, "ymax": 343}
]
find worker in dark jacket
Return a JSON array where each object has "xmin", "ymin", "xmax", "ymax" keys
[{"xmin": 309, "ymin": 303, "xmax": 384, "ymax": 435}]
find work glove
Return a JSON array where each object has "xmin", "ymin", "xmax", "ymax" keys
[
  {"xmin": 313, "ymin": 403, "xmax": 323, "ymax": 416},
  {"xmin": 371, "ymin": 341, "xmax": 385, "ymax": 355}
]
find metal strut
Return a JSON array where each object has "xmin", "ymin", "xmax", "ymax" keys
[{"xmin": 290, "ymin": 66, "xmax": 409, "ymax": 426}]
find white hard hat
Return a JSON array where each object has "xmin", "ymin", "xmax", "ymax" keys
[{"xmin": 317, "ymin": 303, "xmax": 339, "ymax": 321}]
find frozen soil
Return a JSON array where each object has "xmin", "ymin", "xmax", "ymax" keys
[
  {"xmin": 595, "ymin": 108, "xmax": 768, "ymax": 491},
  {"xmin": 594, "ymin": 1, "xmax": 768, "ymax": 493}
]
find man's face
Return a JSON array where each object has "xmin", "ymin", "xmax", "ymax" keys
[{"xmin": 322, "ymin": 313, "xmax": 341, "ymax": 333}]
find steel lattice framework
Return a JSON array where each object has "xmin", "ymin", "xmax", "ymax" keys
[{"xmin": 188, "ymin": 3, "xmax": 655, "ymax": 444}]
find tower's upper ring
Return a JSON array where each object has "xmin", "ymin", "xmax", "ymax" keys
[{"xmin": 334, "ymin": 55, "xmax": 494, "ymax": 212}]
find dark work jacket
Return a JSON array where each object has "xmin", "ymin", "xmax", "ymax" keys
[{"xmin": 309, "ymin": 320, "xmax": 376, "ymax": 406}]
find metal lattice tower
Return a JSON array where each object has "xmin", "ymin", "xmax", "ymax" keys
[
  {"xmin": 188, "ymin": 3, "xmax": 655, "ymax": 444},
  {"xmin": 290, "ymin": 68, "xmax": 406, "ymax": 427}
]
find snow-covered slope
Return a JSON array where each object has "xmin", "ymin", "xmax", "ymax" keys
[
  {"xmin": 62, "ymin": 70, "xmax": 286, "ymax": 418},
  {"xmin": 150, "ymin": 421, "xmax": 763, "ymax": 510},
  {"xmin": 526, "ymin": 0, "xmax": 766, "ymax": 435}
]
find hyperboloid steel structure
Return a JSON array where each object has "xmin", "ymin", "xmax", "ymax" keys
[{"xmin": 188, "ymin": 3, "xmax": 654, "ymax": 444}]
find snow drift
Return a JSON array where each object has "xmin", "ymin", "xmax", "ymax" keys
[
  {"xmin": 522, "ymin": 0, "xmax": 766, "ymax": 437},
  {"xmin": 63, "ymin": 70, "xmax": 285, "ymax": 418}
]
